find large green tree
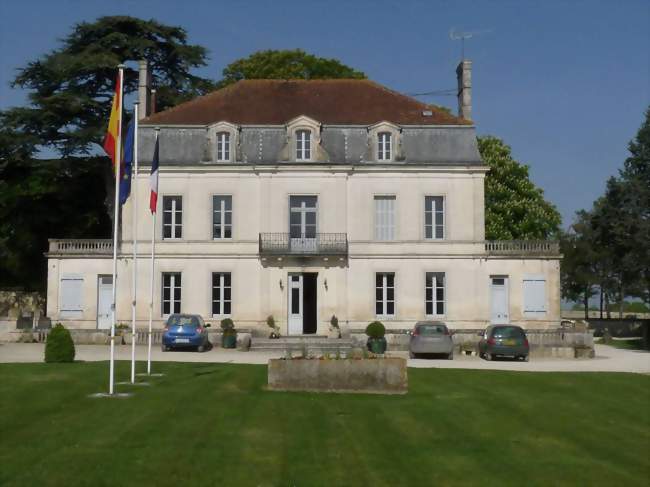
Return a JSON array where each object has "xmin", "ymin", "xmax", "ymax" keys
[
  {"xmin": 478, "ymin": 136, "xmax": 562, "ymax": 240},
  {"xmin": 217, "ymin": 49, "xmax": 366, "ymax": 88},
  {"xmin": 0, "ymin": 16, "xmax": 216, "ymax": 290}
]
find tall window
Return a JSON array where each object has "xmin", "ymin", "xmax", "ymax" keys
[
  {"xmin": 212, "ymin": 272, "xmax": 231, "ymax": 316},
  {"xmin": 374, "ymin": 195, "xmax": 395, "ymax": 240},
  {"xmin": 289, "ymin": 196, "xmax": 317, "ymax": 239},
  {"xmin": 213, "ymin": 195, "xmax": 232, "ymax": 239},
  {"xmin": 216, "ymin": 132, "xmax": 230, "ymax": 161},
  {"xmin": 377, "ymin": 132, "xmax": 392, "ymax": 161},
  {"xmin": 376, "ymin": 272, "xmax": 395, "ymax": 316},
  {"xmin": 425, "ymin": 272, "xmax": 445, "ymax": 316},
  {"xmin": 296, "ymin": 129, "xmax": 311, "ymax": 161},
  {"xmin": 425, "ymin": 196, "xmax": 444, "ymax": 239},
  {"xmin": 162, "ymin": 196, "xmax": 182, "ymax": 239},
  {"xmin": 162, "ymin": 272, "xmax": 181, "ymax": 315}
]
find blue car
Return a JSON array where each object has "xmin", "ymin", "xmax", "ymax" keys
[{"xmin": 162, "ymin": 314, "xmax": 211, "ymax": 352}]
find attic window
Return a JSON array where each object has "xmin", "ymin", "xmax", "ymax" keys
[
  {"xmin": 296, "ymin": 129, "xmax": 311, "ymax": 161},
  {"xmin": 422, "ymin": 110, "xmax": 433, "ymax": 117}
]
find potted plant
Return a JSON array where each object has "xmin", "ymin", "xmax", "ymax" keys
[
  {"xmin": 366, "ymin": 321, "xmax": 387, "ymax": 354},
  {"xmin": 221, "ymin": 318, "xmax": 237, "ymax": 348},
  {"xmin": 267, "ymin": 315, "xmax": 280, "ymax": 339},
  {"xmin": 328, "ymin": 315, "xmax": 341, "ymax": 339}
]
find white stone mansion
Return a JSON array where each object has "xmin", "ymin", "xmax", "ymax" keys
[{"xmin": 46, "ymin": 61, "xmax": 561, "ymax": 334}]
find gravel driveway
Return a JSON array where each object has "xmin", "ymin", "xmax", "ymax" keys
[{"xmin": 1, "ymin": 343, "xmax": 648, "ymax": 374}]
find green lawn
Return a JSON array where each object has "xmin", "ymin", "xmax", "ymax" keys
[
  {"xmin": 1, "ymin": 362, "xmax": 648, "ymax": 487},
  {"xmin": 596, "ymin": 337, "xmax": 648, "ymax": 350}
]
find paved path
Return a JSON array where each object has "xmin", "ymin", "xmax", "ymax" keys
[{"xmin": 0, "ymin": 343, "xmax": 648, "ymax": 374}]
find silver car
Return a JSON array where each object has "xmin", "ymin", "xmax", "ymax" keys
[{"xmin": 408, "ymin": 321, "xmax": 454, "ymax": 359}]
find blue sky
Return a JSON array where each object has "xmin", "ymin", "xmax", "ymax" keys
[{"xmin": 1, "ymin": 0, "xmax": 648, "ymax": 225}]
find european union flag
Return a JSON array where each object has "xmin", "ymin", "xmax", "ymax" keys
[{"xmin": 119, "ymin": 118, "xmax": 135, "ymax": 205}]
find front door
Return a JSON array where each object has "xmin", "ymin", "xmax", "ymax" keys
[
  {"xmin": 97, "ymin": 275, "xmax": 113, "ymax": 329},
  {"xmin": 288, "ymin": 274, "xmax": 303, "ymax": 335},
  {"xmin": 287, "ymin": 272, "xmax": 318, "ymax": 334},
  {"xmin": 490, "ymin": 276, "xmax": 509, "ymax": 324},
  {"xmin": 289, "ymin": 196, "xmax": 317, "ymax": 252}
]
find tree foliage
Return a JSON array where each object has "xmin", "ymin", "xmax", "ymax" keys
[
  {"xmin": 0, "ymin": 16, "xmax": 215, "ymax": 290},
  {"xmin": 217, "ymin": 49, "xmax": 366, "ymax": 88},
  {"xmin": 478, "ymin": 136, "xmax": 562, "ymax": 240},
  {"xmin": 561, "ymin": 107, "xmax": 650, "ymax": 314},
  {"xmin": 7, "ymin": 16, "xmax": 215, "ymax": 157}
]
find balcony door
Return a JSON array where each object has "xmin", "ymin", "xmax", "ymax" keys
[{"xmin": 289, "ymin": 196, "xmax": 317, "ymax": 252}]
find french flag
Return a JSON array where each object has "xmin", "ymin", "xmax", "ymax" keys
[{"xmin": 149, "ymin": 133, "xmax": 159, "ymax": 214}]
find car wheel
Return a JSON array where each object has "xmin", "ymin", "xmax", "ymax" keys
[
  {"xmin": 447, "ymin": 352, "xmax": 454, "ymax": 360},
  {"xmin": 523, "ymin": 355, "xmax": 529, "ymax": 362},
  {"xmin": 485, "ymin": 352, "xmax": 493, "ymax": 361},
  {"xmin": 197, "ymin": 344, "xmax": 205, "ymax": 353},
  {"xmin": 409, "ymin": 351, "xmax": 416, "ymax": 359}
]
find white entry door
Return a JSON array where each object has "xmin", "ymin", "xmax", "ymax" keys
[
  {"xmin": 97, "ymin": 275, "xmax": 113, "ymax": 329},
  {"xmin": 490, "ymin": 276, "xmax": 509, "ymax": 324},
  {"xmin": 288, "ymin": 274, "xmax": 303, "ymax": 335}
]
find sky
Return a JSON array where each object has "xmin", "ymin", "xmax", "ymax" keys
[{"xmin": 1, "ymin": 0, "xmax": 648, "ymax": 226}]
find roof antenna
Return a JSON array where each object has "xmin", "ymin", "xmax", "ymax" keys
[{"xmin": 449, "ymin": 28, "xmax": 491, "ymax": 60}]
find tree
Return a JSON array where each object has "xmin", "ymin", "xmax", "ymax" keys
[
  {"xmin": 478, "ymin": 136, "xmax": 562, "ymax": 240},
  {"xmin": 560, "ymin": 213, "xmax": 599, "ymax": 319},
  {"xmin": 619, "ymin": 107, "xmax": 650, "ymax": 305},
  {"xmin": 6, "ymin": 16, "xmax": 215, "ymax": 157},
  {"xmin": 217, "ymin": 49, "xmax": 366, "ymax": 88},
  {"xmin": 0, "ymin": 16, "xmax": 215, "ymax": 290}
]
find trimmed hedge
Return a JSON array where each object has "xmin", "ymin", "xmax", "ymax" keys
[
  {"xmin": 365, "ymin": 321, "xmax": 386, "ymax": 338},
  {"xmin": 45, "ymin": 323, "xmax": 75, "ymax": 363}
]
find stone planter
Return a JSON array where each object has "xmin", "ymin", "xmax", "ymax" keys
[
  {"xmin": 268, "ymin": 357, "xmax": 407, "ymax": 394},
  {"xmin": 367, "ymin": 337, "xmax": 387, "ymax": 354},
  {"xmin": 222, "ymin": 334, "xmax": 237, "ymax": 349}
]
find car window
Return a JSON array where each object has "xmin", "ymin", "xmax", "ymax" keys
[
  {"xmin": 492, "ymin": 326, "xmax": 524, "ymax": 338},
  {"xmin": 168, "ymin": 315, "xmax": 200, "ymax": 327},
  {"xmin": 418, "ymin": 324, "xmax": 447, "ymax": 335}
]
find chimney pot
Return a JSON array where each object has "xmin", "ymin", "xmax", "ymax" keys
[
  {"xmin": 456, "ymin": 60, "xmax": 472, "ymax": 121},
  {"xmin": 138, "ymin": 60, "xmax": 150, "ymax": 119},
  {"xmin": 150, "ymin": 89, "xmax": 157, "ymax": 116}
]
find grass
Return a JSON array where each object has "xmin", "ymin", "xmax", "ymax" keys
[
  {"xmin": 596, "ymin": 337, "xmax": 648, "ymax": 350},
  {"xmin": 0, "ymin": 362, "xmax": 649, "ymax": 487}
]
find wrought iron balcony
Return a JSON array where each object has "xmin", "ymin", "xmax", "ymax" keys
[{"xmin": 259, "ymin": 233, "xmax": 348, "ymax": 256}]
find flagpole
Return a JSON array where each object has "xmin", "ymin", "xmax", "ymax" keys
[
  {"xmin": 130, "ymin": 103, "xmax": 140, "ymax": 384},
  {"xmin": 109, "ymin": 64, "xmax": 125, "ymax": 395},
  {"xmin": 147, "ymin": 129, "xmax": 159, "ymax": 375}
]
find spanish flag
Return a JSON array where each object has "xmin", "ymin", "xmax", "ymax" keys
[{"xmin": 103, "ymin": 74, "xmax": 121, "ymax": 165}]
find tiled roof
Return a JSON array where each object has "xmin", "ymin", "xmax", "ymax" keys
[{"xmin": 141, "ymin": 79, "xmax": 469, "ymax": 126}]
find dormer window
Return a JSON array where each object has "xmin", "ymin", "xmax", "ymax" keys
[
  {"xmin": 377, "ymin": 132, "xmax": 392, "ymax": 161},
  {"xmin": 216, "ymin": 132, "xmax": 230, "ymax": 162},
  {"xmin": 296, "ymin": 129, "xmax": 311, "ymax": 161}
]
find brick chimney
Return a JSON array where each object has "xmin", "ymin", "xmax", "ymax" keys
[
  {"xmin": 456, "ymin": 60, "xmax": 472, "ymax": 121},
  {"xmin": 138, "ymin": 60, "xmax": 150, "ymax": 119}
]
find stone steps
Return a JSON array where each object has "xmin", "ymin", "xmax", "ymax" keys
[{"xmin": 250, "ymin": 336, "xmax": 354, "ymax": 354}]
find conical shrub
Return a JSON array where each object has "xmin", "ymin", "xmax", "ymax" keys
[{"xmin": 45, "ymin": 323, "xmax": 75, "ymax": 363}]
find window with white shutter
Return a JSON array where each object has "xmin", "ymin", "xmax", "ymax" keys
[
  {"xmin": 374, "ymin": 195, "xmax": 395, "ymax": 240},
  {"xmin": 523, "ymin": 276, "xmax": 546, "ymax": 316},
  {"xmin": 60, "ymin": 275, "xmax": 83, "ymax": 315}
]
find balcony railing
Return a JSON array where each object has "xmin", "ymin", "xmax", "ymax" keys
[
  {"xmin": 259, "ymin": 233, "xmax": 348, "ymax": 256},
  {"xmin": 485, "ymin": 240, "xmax": 560, "ymax": 256},
  {"xmin": 48, "ymin": 239, "xmax": 113, "ymax": 254}
]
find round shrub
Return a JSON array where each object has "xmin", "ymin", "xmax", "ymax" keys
[
  {"xmin": 220, "ymin": 318, "xmax": 235, "ymax": 332},
  {"xmin": 45, "ymin": 323, "xmax": 75, "ymax": 363},
  {"xmin": 365, "ymin": 321, "xmax": 386, "ymax": 338}
]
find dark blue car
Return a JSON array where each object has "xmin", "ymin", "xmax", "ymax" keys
[{"xmin": 162, "ymin": 314, "xmax": 211, "ymax": 352}]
